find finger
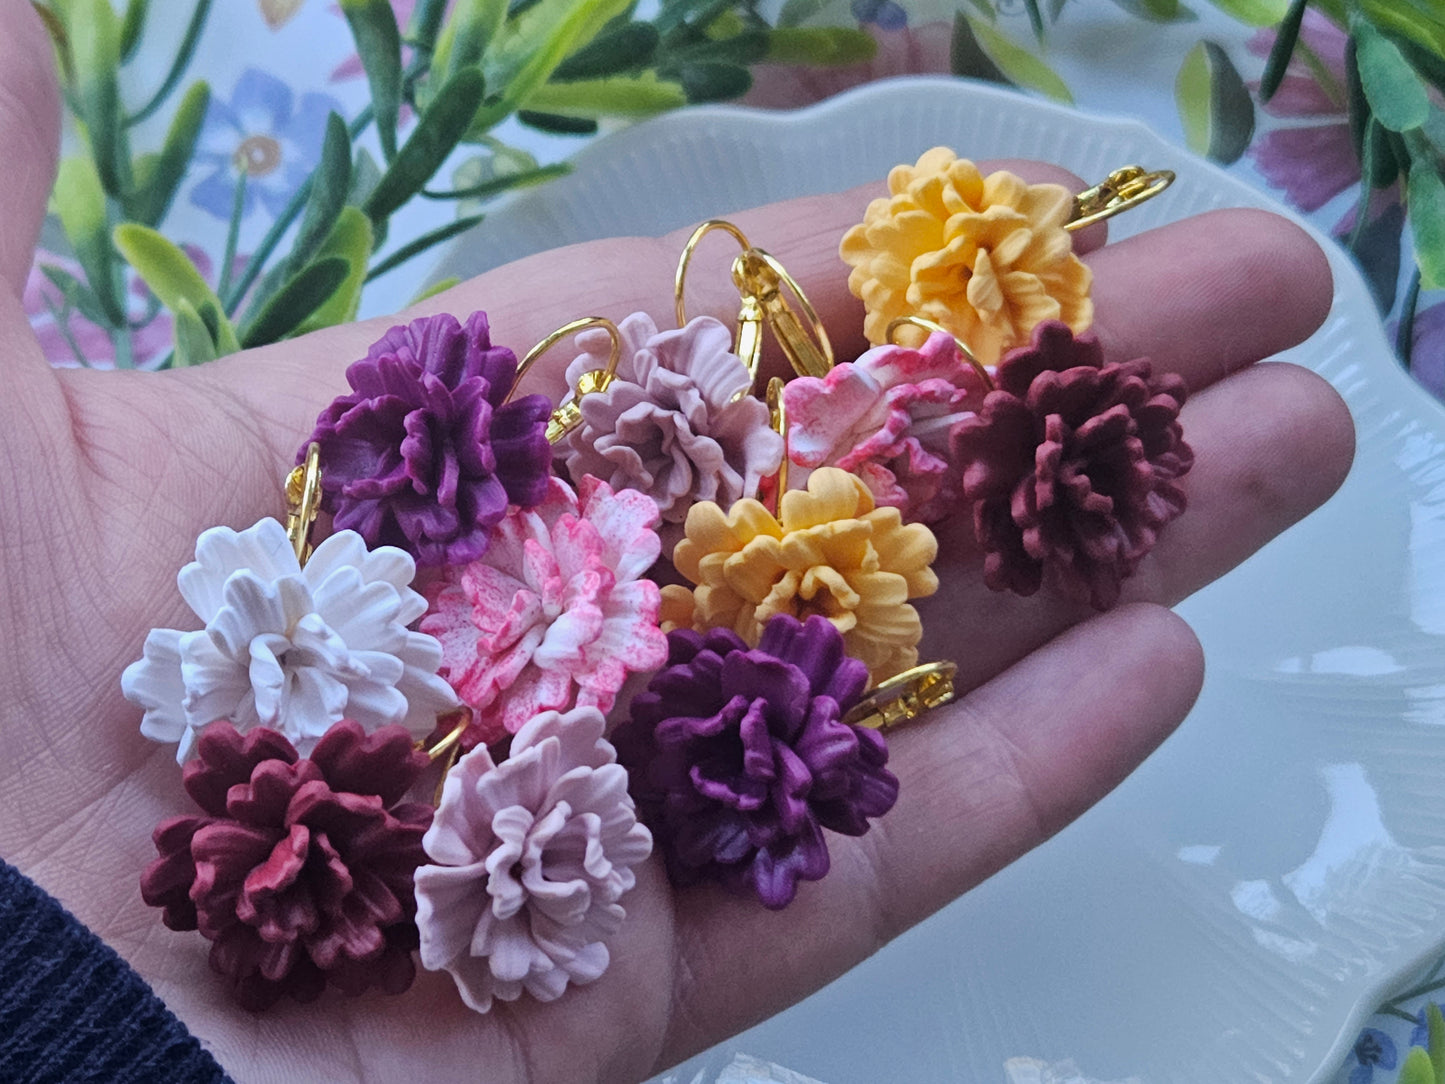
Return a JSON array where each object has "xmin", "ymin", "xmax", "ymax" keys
[
  {"xmin": 657, "ymin": 602, "xmax": 1203, "ymax": 1068},
  {"xmin": 919, "ymin": 360, "xmax": 1354, "ymax": 688},
  {"xmin": 192, "ymin": 159, "xmax": 1098, "ymax": 455},
  {"xmin": 1086, "ymin": 208, "xmax": 1334, "ymax": 388},
  {"xmin": 0, "ymin": 0, "xmax": 60, "ymax": 294}
]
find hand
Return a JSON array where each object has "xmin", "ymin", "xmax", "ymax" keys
[{"xmin": 0, "ymin": 3, "xmax": 1352, "ymax": 1081}]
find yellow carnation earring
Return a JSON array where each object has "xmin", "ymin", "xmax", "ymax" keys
[{"xmin": 840, "ymin": 147, "xmax": 1171, "ymax": 365}]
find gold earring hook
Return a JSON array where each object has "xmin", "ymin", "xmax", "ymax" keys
[
  {"xmin": 285, "ymin": 441, "xmax": 322, "ymax": 566},
  {"xmin": 1066, "ymin": 166, "xmax": 1175, "ymax": 232},
  {"xmin": 843, "ymin": 661, "xmax": 958, "ymax": 732},
  {"xmin": 677, "ymin": 220, "xmax": 766, "ymax": 394},
  {"xmin": 509, "ymin": 317, "xmax": 623, "ymax": 444},
  {"xmin": 885, "ymin": 315, "xmax": 995, "ymax": 391},
  {"xmin": 763, "ymin": 375, "xmax": 788, "ymax": 513},
  {"xmin": 734, "ymin": 247, "xmax": 834, "ymax": 380},
  {"xmin": 416, "ymin": 706, "xmax": 474, "ymax": 804}
]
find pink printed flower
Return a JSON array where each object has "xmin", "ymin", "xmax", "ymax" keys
[
  {"xmin": 783, "ymin": 331, "xmax": 986, "ymax": 523},
  {"xmin": 421, "ymin": 476, "xmax": 667, "ymax": 747}
]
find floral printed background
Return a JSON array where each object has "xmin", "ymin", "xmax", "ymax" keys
[{"xmin": 24, "ymin": 0, "xmax": 1445, "ymax": 1080}]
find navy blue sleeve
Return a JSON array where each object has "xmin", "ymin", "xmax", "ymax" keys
[{"xmin": 0, "ymin": 859, "xmax": 232, "ymax": 1084}]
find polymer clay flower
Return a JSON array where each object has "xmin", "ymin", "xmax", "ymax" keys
[
  {"xmin": 420, "ymin": 475, "xmax": 668, "ymax": 748},
  {"xmin": 122, "ymin": 517, "xmax": 457, "ymax": 761},
  {"xmin": 951, "ymin": 320, "xmax": 1193, "ymax": 610},
  {"xmin": 614, "ymin": 614, "xmax": 898, "ymax": 909},
  {"xmin": 840, "ymin": 147, "xmax": 1092, "ymax": 364},
  {"xmin": 414, "ymin": 707, "xmax": 652, "ymax": 1012},
  {"xmin": 783, "ymin": 330, "xmax": 986, "ymax": 524},
  {"xmin": 663, "ymin": 466, "xmax": 938, "ymax": 682},
  {"xmin": 557, "ymin": 312, "xmax": 783, "ymax": 538},
  {"xmin": 140, "ymin": 721, "xmax": 432, "ymax": 1010},
  {"xmin": 301, "ymin": 310, "xmax": 552, "ymax": 567}
]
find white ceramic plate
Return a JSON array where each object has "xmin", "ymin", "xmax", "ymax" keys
[{"xmin": 432, "ymin": 78, "xmax": 1445, "ymax": 1083}]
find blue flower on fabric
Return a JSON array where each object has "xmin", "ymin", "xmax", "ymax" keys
[
  {"xmin": 1349, "ymin": 1027, "xmax": 1397, "ymax": 1084},
  {"xmin": 190, "ymin": 69, "xmax": 344, "ymax": 221},
  {"xmin": 851, "ymin": 0, "xmax": 906, "ymax": 30}
]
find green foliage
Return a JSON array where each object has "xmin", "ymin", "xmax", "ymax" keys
[
  {"xmin": 341, "ymin": 0, "xmax": 403, "ymax": 160},
  {"xmin": 114, "ymin": 224, "xmax": 240, "ymax": 355},
  {"xmin": 961, "ymin": 16, "xmax": 1073, "ymax": 103},
  {"xmin": 1175, "ymin": 40, "xmax": 1255, "ymax": 164}
]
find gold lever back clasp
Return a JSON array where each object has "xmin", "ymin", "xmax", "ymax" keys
[
  {"xmin": 1066, "ymin": 166, "xmax": 1175, "ymax": 233},
  {"xmin": 843, "ymin": 661, "xmax": 959, "ymax": 732},
  {"xmin": 676, "ymin": 219, "xmax": 765, "ymax": 393},
  {"xmin": 733, "ymin": 247, "xmax": 833, "ymax": 379},
  {"xmin": 417, "ymin": 706, "xmax": 475, "ymax": 803},
  {"xmin": 510, "ymin": 317, "xmax": 623, "ymax": 444},
  {"xmin": 763, "ymin": 375, "xmax": 788, "ymax": 513},
  {"xmin": 285, "ymin": 441, "xmax": 323, "ymax": 566},
  {"xmin": 886, "ymin": 315, "xmax": 994, "ymax": 391}
]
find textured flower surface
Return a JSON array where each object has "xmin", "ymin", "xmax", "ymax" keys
[
  {"xmin": 839, "ymin": 146, "xmax": 1092, "ymax": 364},
  {"xmin": 614, "ymin": 615, "xmax": 897, "ymax": 909},
  {"xmin": 783, "ymin": 331, "xmax": 985, "ymax": 523},
  {"xmin": 420, "ymin": 475, "xmax": 668, "ymax": 746},
  {"xmin": 951, "ymin": 320, "xmax": 1193, "ymax": 610},
  {"xmin": 122, "ymin": 516, "xmax": 457, "ymax": 761},
  {"xmin": 558, "ymin": 312, "xmax": 783, "ymax": 536},
  {"xmin": 302, "ymin": 310, "xmax": 552, "ymax": 567},
  {"xmin": 663, "ymin": 466, "xmax": 937, "ymax": 682},
  {"xmin": 414, "ymin": 707, "xmax": 652, "ymax": 1012},
  {"xmin": 139, "ymin": 721, "xmax": 432, "ymax": 1010}
]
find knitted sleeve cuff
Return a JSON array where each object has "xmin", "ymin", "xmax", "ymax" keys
[{"xmin": 0, "ymin": 859, "xmax": 232, "ymax": 1084}]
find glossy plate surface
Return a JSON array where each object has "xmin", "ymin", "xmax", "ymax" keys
[{"xmin": 432, "ymin": 77, "xmax": 1445, "ymax": 1083}]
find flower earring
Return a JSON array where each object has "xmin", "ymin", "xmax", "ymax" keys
[{"xmin": 839, "ymin": 147, "xmax": 1173, "ymax": 364}]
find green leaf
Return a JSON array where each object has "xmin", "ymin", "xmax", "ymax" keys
[
  {"xmin": 363, "ymin": 67, "xmax": 486, "ymax": 224},
  {"xmin": 1175, "ymin": 40, "xmax": 1255, "ymax": 164},
  {"xmin": 348, "ymin": 147, "xmax": 384, "ymax": 208},
  {"xmin": 517, "ymin": 110, "xmax": 599, "ymax": 133},
  {"xmin": 1023, "ymin": 0, "xmax": 1045, "ymax": 40},
  {"xmin": 441, "ymin": 0, "xmax": 508, "ymax": 77},
  {"xmin": 1106, "ymin": 0, "xmax": 1197, "ymax": 21},
  {"xmin": 290, "ymin": 113, "xmax": 352, "ymax": 271},
  {"xmin": 239, "ymin": 257, "xmax": 349, "ymax": 347},
  {"xmin": 135, "ymin": 81, "xmax": 209, "ymax": 226},
  {"xmin": 1428, "ymin": 1002, "xmax": 1445, "ymax": 1083},
  {"xmin": 1345, "ymin": 35, "xmax": 1368, "ymax": 160},
  {"xmin": 765, "ymin": 27, "xmax": 877, "ymax": 65},
  {"xmin": 552, "ymin": 22, "xmax": 658, "ymax": 78},
  {"xmin": 366, "ymin": 214, "xmax": 484, "ymax": 281},
  {"xmin": 951, "ymin": 14, "xmax": 1010, "ymax": 83},
  {"xmin": 341, "ymin": 0, "xmax": 403, "ymax": 160},
  {"xmin": 964, "ymin": 16, "xmax": 1073, "ymax": 103},
  {"xmin": 114, "ymin": 223, "xmax": 240, "ymax": 354},
  {"xmin": 125, "ymin": 0, "xmax": 212, "ymax": 126},
  {"xmin": 409, "ymin": 276, "xmax": 461, "ymax": 305},
  {"xmin": 676, "ymin": 60, "xmax": 751, "ymax": 102},
  {"xmin": 297, "ymin": 206, "xmax": 374, "ymax": 333},
  {"xmin": 52, "ymin": 156, "xmax": 124, "ymax": 327},
  {"xmin": 171, "ymin": 298, "xmax": 217, "ymax": 367},
  {"xmin": 119, "ymin": 0, "xmax": 149, "ymax": 62},
  {"xmin": 68, "ymin": 0, "xmax": 128, "ymax": 195},
  {"xmin": 33, "ymin": 4, "xmax": 74, "ymax": 82},
  {"xmin": 1360, "ymin": 0, "xmax": 1445, "ymax": 59},
  {"xmin": 1205, "ymin": 0, "xmax": 1287, "ymax": 25},
  {"xmin": 776, "ymin": 0, "xmax": 832, "ymax": 25},
  {"xmin": 40, "ymin": 265, "xmax": 113, "ymax": 327},
  {"xmin": 1353, "ymin": 20, "xmax": 1430, "ymax": 133},
  {"xmin": 1259, "ymin": 0, "xmax": 1309, "ymax": 101},
  {"xmin": 1401, "ymin": 1048, "xmax": 1439, "ymax": 1084},
  {"xmin": 1365, "ymin": 118, "xmax": 1401, "ymax": 189},
  {"xmin": 1409, "ymin": 161, "xmax": 1445, "ymax": 291},
  {"xmin": 522, "ymin": 73, "xmax": 686, "ymax": 117},
  {"xmin": 473, "ymin": 0, "xmax": 632, "ymax": 132}
]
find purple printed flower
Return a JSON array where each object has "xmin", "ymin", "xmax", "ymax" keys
[
  {"xmin": 1403, "ymin": 301, "xmax": 1445, "ymax": 401},
  {"xmin": 191, "ymin": 69, "xmax": 344, "ymax": 221},
  {"xmin": 301, "ymin": 311, "xmax": 552, "ymax": 567},
  {"xmin": 852, "ymin": 0, "xmax": 906, "ymax": 31},
  {"xmin": 1247, "ymin": 12, "xmax": 1358, "ymax": 214},
  {"xmin": 614, "ymin": 614, "xmax": 898, "ymax": 909}
]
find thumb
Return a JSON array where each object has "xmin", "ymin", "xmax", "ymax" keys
[{"xmin": 0, "ymin": 0, "xmax": 60, "ymax": 295}]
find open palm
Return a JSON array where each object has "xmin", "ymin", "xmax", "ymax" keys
[{"xmin": 0, "ymin": 4, "xmax": 1354, "ymax": 1082}]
